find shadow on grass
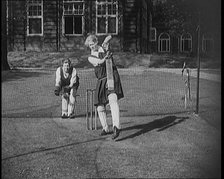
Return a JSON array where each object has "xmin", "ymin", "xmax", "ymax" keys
[
  {"xmin": 1, "ymin": 70, "xmax": 50, "ymax": 82},
  {"xmin": 116, "ymin": 115, "xmax": 188, "ymax": 141},
  {"xmin": 2, "ymin": 137, "xmax": 106, "ymax": 161}
]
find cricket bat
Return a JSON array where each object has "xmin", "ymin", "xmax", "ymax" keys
[{"xmin": 102, "ymin": 35, "xmax": 114, "ymax": 90}]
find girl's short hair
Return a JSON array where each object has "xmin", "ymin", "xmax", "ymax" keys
[
  {"xmin": 62, "ymin": 58, "xmax": 71, "ymax": 65},
  {"xmin": 84, "ymin": 34, "xmax": 98, "ymax": 47}
]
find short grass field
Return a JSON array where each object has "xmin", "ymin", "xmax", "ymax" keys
[
  {"xmin": 3, "ymin": 51, "xmax": 221, "ymax": 130},
  {"xmin": 7, "ymin": 50, "xmax": 221, "ymax": 69},
  {"xmin": 2, "ymin": 51, "xmax": 221, "ymax": 179},
  {"xmin": 2, "ymin": 69, "xmax": 221, "ymax": 131},
  {"xmin": 2, "ymin": 67, "xmax": 222, "ymax": 178}
]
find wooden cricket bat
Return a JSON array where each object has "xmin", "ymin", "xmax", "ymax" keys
[
  {"xmin": 102, "ymin": 35, "xmax": 114, "ymax": 90},
  {"xmin": 106, "ymin": 53, "xmax": 114, "ymax": 90}
]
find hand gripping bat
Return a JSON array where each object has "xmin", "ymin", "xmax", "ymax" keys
[{"xmin": 102, "ymin": 35, "xmax": 112, "ymax": 51}]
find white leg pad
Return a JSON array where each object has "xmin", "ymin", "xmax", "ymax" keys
[
  {"xmin": 62, "ymin": 95, "xmax": 68, "ymax": 116},
  {"xmin": 97, "ymin": 105, "xmax": 109, "ymax": 132},
  {"xmin": 108, "ymin": 93, "xmax": 120, "ymax": 129},
  {"xmin": 68, "ymin": 89, "xmax": 76, "ymax": 115}
]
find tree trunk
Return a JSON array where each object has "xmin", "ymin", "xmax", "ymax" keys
[{"xmin": 1, "ymin": 0, "xmax": 10, "ymax": 71}]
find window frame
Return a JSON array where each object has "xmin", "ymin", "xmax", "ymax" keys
[
  {"xmin": 202, "ymin": 34, "xmax": 214, "ymax": 53},
  {"xmin": 96, "ymin": 0, "xmax": 118, "ymax": 35},
  {"xmin": 62, "ymin": 0, "xmax": 85, "ymax": 36},
  {"xmin": 27, "ymin": 0, "xmax": 43, "ymax": 36},
  {"xmin": 150, "ymin": 27, "xmax": 156, "ymax": 41},
  {"xmin": 158, "ymin": 33, "xmax": 170, "ymax": 52},
  {"xmin": 180, "ymin": 33, "xmax": 192, "ymax": 53}
]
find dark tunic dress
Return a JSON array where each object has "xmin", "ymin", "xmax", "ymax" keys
[
  {"xmin": 60, "ymin": 66, "xmax": 73, "ymax": 87},
  {"xmin": 92, "ymin": 51, "xmax": 124, "ymax": 106},
  {"xmin": 60, "ymin": 67, "xmax": 79, "ymax": 94}
]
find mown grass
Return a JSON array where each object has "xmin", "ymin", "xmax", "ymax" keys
[
  {"xmin": 5, "ymin": 51, "xmax": 221, "ymax": 130},
  {"xmin": 7, "ymin": 51, "xmax": 221, "ymax": 69},
  {"xmin": 2, "ymin": 67, "xmax": 220, "ymax": 130}
]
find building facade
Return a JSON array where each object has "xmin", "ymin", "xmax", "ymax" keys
[
  {"xmin": 150, "ymin": 0, "xmax": 221, "ymax": 57},
  {"xmin": 7, "ymin": 0, "xmax": 153, "ymax": 53}
]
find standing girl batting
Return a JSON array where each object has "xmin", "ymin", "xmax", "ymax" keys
[{"xmin": 84, "ymin": 34, "xmax": 124, "ymax": 140}]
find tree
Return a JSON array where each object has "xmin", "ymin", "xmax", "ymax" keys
[
  {"xmin": 1, "ymin": 0, "xmax": 10, "ymax": 71},
  {"xmin": 153, "ymin": 0, "xmax": 199, "ymax": 36},
  {"xmin": 153, "ymin": 0, "xmax": 221, "ymax": 35}
]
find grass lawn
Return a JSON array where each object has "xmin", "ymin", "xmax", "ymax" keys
[
  {"xmin": 2, "ymin": 68, "xmax": 221, "ymax": 130},
  {"xmin": 3, "ymin": 51, "xmax": 221, "ymax": 130},
  {"xmin": 7, "ymin": 51, "xmax": 221, "ymax": 69}
]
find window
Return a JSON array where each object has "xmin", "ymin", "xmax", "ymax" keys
[
  {"xmin": 27, "ymin": 0, "xmax": 43, "ymax": 36},
  {"xmin": 63, "ymin": 0, "xmax": 84, "ymax": 35},
  {"xmin": 96, "ymin": 0, "xmax": 118, "ymax": 35},
  {"xmin": 150, "ymin": 27, "xmax": 156, "ymax": 41},
  {"xmin": 180, "ymin": 33, "xmax": 192, "ymax": 52},
  {"xmin": 202, "ymin": 34, "xmax": 214, "ymax": 53},
  {"xmin": 158, "ymin": 33, "xmax": 170, "ymax": 52}
]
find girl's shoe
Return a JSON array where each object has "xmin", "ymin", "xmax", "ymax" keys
[
  {"xmin": 69, "ymin": 113, "xmax": 75, "ymax": 119},
  {"xmin": 61, "ymin": 114, "xmax": 68, "ymax": 119},
  {"xmin": 100, "ymin": 129, "xmax": 110, "ymax": 136},
  {"xmin": 112, "ymin": 126, "xmax": 120, "ymax": 140}
]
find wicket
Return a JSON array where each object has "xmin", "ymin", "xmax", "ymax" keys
[
  {"xmin": 86, "ymin": 89, "xmax": 98, "ymax": 130},
  {"xmin": 182, "ymin": 64, "xmax": 191, "ymax": 109}
]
